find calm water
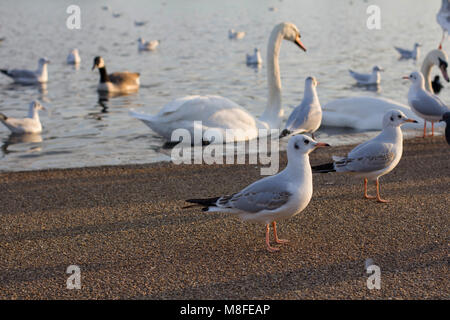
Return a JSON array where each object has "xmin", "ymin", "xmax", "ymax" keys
[{"xmin": 0, "ymin": 0, "xmax": 447, "ymax": 171}]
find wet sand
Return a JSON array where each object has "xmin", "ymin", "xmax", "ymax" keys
[{"xmin": 0, "ymin": 137, "xmax": 449, "ymax": 299}]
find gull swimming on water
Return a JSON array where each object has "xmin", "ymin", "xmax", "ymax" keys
[
  {"xmin": 138, "ymin": 38, "xmax": 160, "ymax": 51},
  {"xmin": 0, "ymin": 101, "xmax": 45, "ymax": 134},
  {"xmin": 0, "ymin": 57, "xmax": 50, "ymax": 84},
  {"xmin": 246, "ymin": 48, "xmax": 262, "ymax": 65},
  {"xmin": 394, "ymin": 43, "xmax": 421, "ymax": 60},
  {"xmin": 186, "ymin": 134, "xmax": 330, "ymax": 252},
  {"xmin": 280, "ymin": 76, "xmax": 322, "ymax": 139},
  {"xmin": 404, "ymin": 71, "xmax": 449, "ymax": 137},
  {"xmin": 228, "ymin": 29, "xmax": 246, "ymax": 39},
  {"xmin": 312, "ymin": 110, "xmax": 417, "ymax": 203},
  {"xmin": 348, "ymin": 66, "xmax": 383, "ymax": 85},
  {"xmin": 67, "ymin": 49, "xmax": 81, "ymax": 65}
]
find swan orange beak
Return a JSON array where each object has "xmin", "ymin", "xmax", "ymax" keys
[
  {"xmin": 295, "ymin": 36, "xmax": 307, "ymax": 52},
  {"xmin": 440, "ymin": 65, "xmax": 450, "ymax": 82}
]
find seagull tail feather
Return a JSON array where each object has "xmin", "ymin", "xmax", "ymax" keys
[
  {"xmin": 185, "ymin": 197, "xmax": 220, "ymax": 211},
  {"xmin": 0, "ymin": 69, "xmax": 11, "ymax": 77}
]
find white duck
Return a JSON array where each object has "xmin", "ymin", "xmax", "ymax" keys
[
  {"xmin": 349, "ymin": 65, "xmax": 383, "ymax": 85},
  {"xmin": 395, "ymin": 43, "xmax": 421, "ymax": 60},
  {"xmin": 404, "ymin": 71, "xmax": 449, "ymax": 137},
  {"xmin": 228, "ymin": 29, "xmax": 246, "ymax": 40},
  {"xmin": 67, "ymin": 49, "xmax": 81, "ymax": 64},
  {"xmin": 437, "ymin": 0, "xmax": 450, "ymax": 47},
  {"xmin": 138, "ymin": 38, "xmax": 160, "ymax": 51},
  {"xmin": 280, "ymin": 76, "xmax": 321, "ymax": 139},
  {"xmin": 0, "ymin": 101, "xmax": 45, "ymax": 134},
  {"xmin": 322, "ymin": 49, "xmax": 450, "ymax": 131},
  {"xmin": 246, "ymin": 48, "xmax": 263, "ymax": 65},
  {"xmin": 0, "ymin": 58, "xmax": 50, "ymax": 84},
  {"xmin": 130, "ymin": 22, "xmax": 307, "ymax": 143}
]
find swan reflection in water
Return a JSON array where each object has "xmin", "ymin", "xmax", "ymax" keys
[{"xmin": 1, "ymin": 133, "xmax": 43, "ymax": 156}]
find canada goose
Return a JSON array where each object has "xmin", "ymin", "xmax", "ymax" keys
[
  {"xmin": 0, "ymin": 101, "xmax": 45, "ymax": 134},
  {"xmin": 92, "ymin": 56, "xmax": 140, "ymax": 93},
  {"xmin": 0, "ymin": 57, "xmax": 50, "ymax": 84}
]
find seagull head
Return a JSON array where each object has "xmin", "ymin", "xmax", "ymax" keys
[
  {"xmin": 414, "ymin": 43, "xmax": 422, "ymax": 48},
  {"xmin": 373, "ymin": 65, "xmax": 384, "ymax": 72},
  {"xmin": 38, "ymin": 57, "xmax": 50, "ymax": 65},
  {"xmin": 305, "ymin": 76, "xmax": 319, "ymax": 88},
  {"xmin": 383, "ymin": 110, "xmax": 417, "ymax": 128},
  {"xmin": 30, "ymin": 100, "xmax": 46, "ymax": 111},
  {"xmin": 402, "ymin": 71, "xmax": 425, "ymax": 87},
  {"xmin": 278, "ymin": 22, "xmax": 306, "ymax": 52},
  {"xmin": 288, "ymin": 134, "xmax": 330, "ymax": 157},
  {"xmin": 92, "ymin": 56, "xmax": 105, "ymax": 70}
]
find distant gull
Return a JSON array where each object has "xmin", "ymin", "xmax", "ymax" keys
[
  {"xmin": 228, "ymin": 29, "xmax": 245, "ymax": 40},
  {"xmin": 404, "ymin": 71, "xmax": 450, "ymax": 137},
  {"xmin": 67, "ymin": 48, "xmax": 81, "ymax": 65},
  {"xmin": 138, "ymin": 38, "xmax": 160, "ymax": 51},
  {"xmin": 0, "ymin": 57, "xmax": 50, "ymax": 84},
  {"xmin": 134, "ymin": 20, "xmax": 148, "ymax": 27},
  {"xmin": 432, "ymin": 75, "xmax": 444, "ymax": 94},
  {"xmin": 349, "ymin": 65, "xmax": 383, "ymax": 85},
  {"xmin": 112, "ymin": 12, "xmax": 122, "ymax": 18},
  {"xmin": 312, "ymin": 110, "xmax": 417, "ymax": 203},
  {"xmin": 92, "ymin": 56, "xmax": 140, "ymax": 93},
  {"xmin": 394, "ymin": 43, "xmax": 421, "ymax": 60},
  {"xmin": 186, "ymin": 134, "xmax": 330, "ymax": 252},
  {"xmin": 440, "ymin": 112, "xmax": 450, "ymax": 144},
  {"xmin": 0, "ymin": 101, "xmax": 45, "ymax": 134},
  {"xmin": 246, "ymin": 48, "xmax": 262, "ymax": 65},
  {"xmin": 280, "ymin": 76, "xmax": 322, "ymax": 139},
  {"xmin": 437, "ymin": 0, "xmax": 450, "ymax": 47}
]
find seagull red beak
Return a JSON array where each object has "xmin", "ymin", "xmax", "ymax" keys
[
  {"xmin": 404, "ymin": 118, "xmax": 418, "ymax": 123},
  {"xmin": 402, "ymin": 76, "xmax": 410, "ymax": 80},
  {"xmin": 315, "ymin": 142, "xmax": 330, "ymax": 148}
]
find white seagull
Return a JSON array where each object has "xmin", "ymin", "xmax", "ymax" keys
[
  {"xmin": 395, "ymin": 43, "xmax": 421, "ymax": 60},
  {"xmin": 138, "ymin": 38, "xmax": 160, "ymax": 51},
  {"xmin": 228, "ymin": 29, "xmax": 246, "ymax": 40},
  {"xmin": 0, "ymin": 101, "xmax": 45, "ymax": 134},
  {"xmin": 312, "ymin": 110, "xmax": 417, "ymax": 203},
  {"xmin": 186, "ymin": 134, "xmax": 330, "ymax": 252},
  {"xmin": 280, "ymin": 76, "xmax": 322, "ymax": 139},
  {"xmin": 67, "ymin": 49, "xmax": 81, "ymax": 64},
  {"xmin": 130, "ymin": 22, "xmax": 307, "ymax": 143},
  {"xmin": 348, "ymin": 65, "xmax": 383, "ymax": 85},
  {"xmin": 404, "ymin": 71, "xmax": 450, "ymax": 137},
  {"xmin": 437, "ymin": 0, "xmax": 450, "ymax": 47},
  {"xmin": 246, "ymin": 48, "xmax": 263, "ymax": 65},
  {"xmin": 0, "ymin": 58, "xmax": 50, "ymax": 84}
]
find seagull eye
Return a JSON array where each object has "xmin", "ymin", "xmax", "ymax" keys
[
  {"xmin": 397, "ymin": 115, "xmax": 402, "ymax": 119},
  {"xmin": 294, "ymin": 143, "xmax": 299, "ymax": 149},
  {"xmin": 304, "ymin": 139, "xmax": 309, "ymax": 145}
]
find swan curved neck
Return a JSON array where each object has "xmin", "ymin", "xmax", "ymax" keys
[
  {"xmin": 421, "ymin": 54, "xmax": 435, "ymax": 93},
  {"xmin": 260, "ymin": 27, "xmax": 284, "ymax": 129}
]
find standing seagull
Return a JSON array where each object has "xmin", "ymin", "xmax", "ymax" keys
[
  {"xmin": 186, "ymin": 134, "xmax": 330, "ymax": 252},
  {"xmin": 0, "ymin": 101, "xmax": 45, "ymax": 134},
  {"xmin": 92, "ymin": 56, "xmax": 140, "ymax": 93},
  {"xmin": 0, "ymin": 58, "xmax": 50, "ymax": 84},
  {"xmin": 312, "ymin": 110, "xmax": 417, "ymax": 203},
  {"xmin": 404, "ymin": 71, "xmax": 450, "ymax": 137},
  {"xmin": 440, "ymin": 112, "xmax": 450, "ymax": 144},
  {"xmin": 437, "ymin": 0, "xmax": 450, "ymax": 48},
  {"xmin": 395, "ymin": 43, "xmax": 421, "ymax": 60},
  {"xmin": 348, "ymin": 66, "xmax": 383, "ymax": 85},
  {"xmin": 280, "ymin": 76, "xmax": 322, "ymax": 139}
]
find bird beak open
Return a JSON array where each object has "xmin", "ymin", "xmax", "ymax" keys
[
  {"xmin": 404, "ymin": 118, "xmax": 418, "ymax": 123},
  {"xmin": 440, "ymin": 65, "xmax": 450, "ymax": 82},
  {"xmin": 295, "ymin": 36, "xmax": 307, "ymax": 52},
  {"xmin": 315, "ymin": 142, "xmax": 330, "ymax": 148}
]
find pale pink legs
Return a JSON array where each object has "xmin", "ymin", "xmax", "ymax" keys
[
  {"xmin": 363, "ymin": 178, "xmax": 388, "ymax": 203},
  {"xmin": 272, "ymin": 221, "xmax": 289, "ymax": 244},
  {"xmin": 364, "ymin": 178, "xmax": 376, "ymax": 199}
]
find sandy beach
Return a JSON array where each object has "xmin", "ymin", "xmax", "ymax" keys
[{"xmin": 0, "ymin": 136, "xmax": 448, "ymax": 299}]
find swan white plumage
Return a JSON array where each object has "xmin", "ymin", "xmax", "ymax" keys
[
  {"xmin": 348, "ymin": 66, "xmax": 383, "ymax": 85},
  {"xmin": 0, "ymin": 101, "xmax": 45, "ymax": 134},
  {"xmin": 280, "ymin": 76, "xmax": 322, "ymax": 138},
  {"xmin": 0, "ymin": 57, "xmax": 50, "ymax": 84},
  {"xmin": 67, "ymin": 49, "xmax": 81, "ymax": 64},
  {"xmin": 322, "ymin": 49, "xmax": 450, "ymax": 130},
  {"xmin": 130, "ymin": 22, "xmax": 307, "ymax": 143},
  {"xmin": 246, "ymin": 48, "xmax": 263, "ymax": 65}
]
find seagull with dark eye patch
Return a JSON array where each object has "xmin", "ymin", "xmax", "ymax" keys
[
  {"xmin": 312, "ymin": 110, "xmax": 417, "ymax": 203},
  {"xmin": 186, "ymin": 134, "xmax": 330, "ymax": 252}
]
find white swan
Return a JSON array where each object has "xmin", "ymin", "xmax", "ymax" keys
[
  {"xmin": 130, "ymin": 22, "xmax": 307, "ymax": 143},
  {"xmin": 322, "ymin": 49, "xmax": 449, "ymax": 130}
]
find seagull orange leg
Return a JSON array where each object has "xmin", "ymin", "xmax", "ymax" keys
[
  {"xmin": 423, "ymin": 121, "xmax": 427, "ymax": 138},
  {"xmin": 375, "ymin": 178, "xmax": 389, "ymax": 203},
  {"xmin": 364, "ymin": 178, "xmax": 376, "ymax": 199},
  {"xmin": 265, "ymin": 224, "xmax": 279, "ymax": 252},
  {"xmin": 272, "ymin": 221, "xmax": 289, "ymax": 244},
  {"xmin": 431, "ymin": 122, "xmax": 435, "ymax": 137}
]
